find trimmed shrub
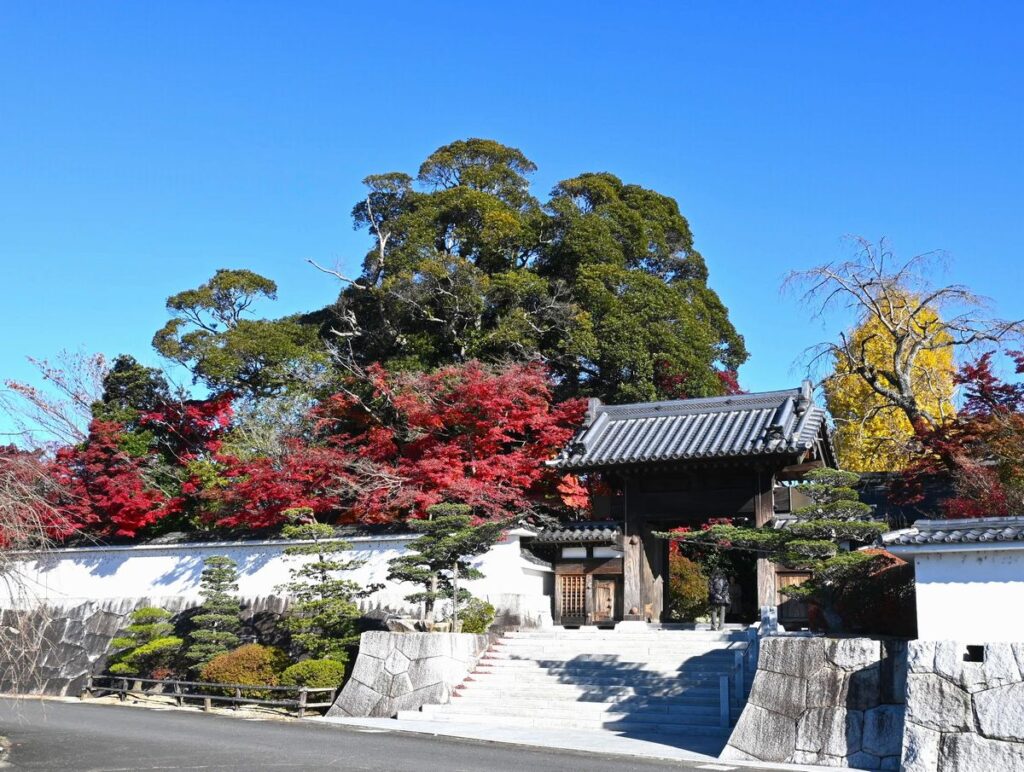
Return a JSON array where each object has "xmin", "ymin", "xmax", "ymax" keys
[
  {"xmin": 108, "ymin": 607, "xmax": 182, "ymax": 678},
  {"xmin": 109, "ymin": 636, "xmax": 185, "ymax": 677},
  {"xmin": 280, "ymin": 659, "xmax": 347, "ymax": 690},
  {"xmin": 200, "ymin": 644, "xmax": 291, "ymax": 698},
  {"xmin": 457, "ymin": 598, "xmax": 496, "ymax": 634},
  {"xmin": 667, "ymin": 552, "xmax": 709, "ymax": 621}
]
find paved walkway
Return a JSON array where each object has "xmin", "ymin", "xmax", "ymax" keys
[{"xmin": 316, "ymin": 715, "xmax": 825, "ymax": 771}]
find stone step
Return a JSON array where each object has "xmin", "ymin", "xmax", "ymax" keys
[
  {"xmin": 449, "ymin": 691, "xmax": 725, "ymax": 708},
  {"xmin": 502, "ymin": 632, "xmax": 746, "ymax": 642},
  {"xmin": 455, "ymin": 682, "xmax": 725, "ymax": 700},
  {"xmin": 442, "ymin": 698, "xmax": 735, "ymax": 718},
  {"xmin": 477, "ymin": 659, "xmax": 738, "ymax": 670},
  {"xmin": 469, "ymin": 671, "xmax": 736, "ymax": 685},
  {"xmin": 472, "ymin": 660, "xmax": 734, "ymax": 674},
  {"xmin": 421, "ymin": 702, "xmax": 727, "ymax": 723},
  {"xmin": 396, "ymin": 709, "xmax": 733, "ymax": 735},
  {"xmin": 485, "ymin": 646, "xmax": 746, "ymax": 657}
]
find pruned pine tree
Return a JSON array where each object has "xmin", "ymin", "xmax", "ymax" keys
[
  {"xmin": 664, "ymin": 469, "xmax": 885, "ymax": 632},
  {"xmin": 108, "ymin": 607, "xmax": 183, "ymax": 677},
  {"xmin": 185, "ymin": 555, "xmax": 243, "ymax": 672},
  {"xmin": 386, "ymin": 503, "xmax": 507, "ymax": 627},
  {"xmin": 277, "ymin": 509, "xmax": 362, "ymax": 663}
]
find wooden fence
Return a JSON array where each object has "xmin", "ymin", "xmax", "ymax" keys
[{"xmin": 83, "ymin": 674, "xmax": 337, "ymax": 718}]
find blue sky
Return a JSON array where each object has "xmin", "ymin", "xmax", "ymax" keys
[{"xmin": 1, "ymin": 2, "xmax": 1022, "ymax": 420}]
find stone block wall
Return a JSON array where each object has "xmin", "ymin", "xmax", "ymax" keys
[
  {"xmin": 327, "ymin": 632, "xmax": 490, "ymax": 718},
  {"xmin": 0, "ymin": 596, "xmax": 288, "ymax": 697},
  {"xmin": 720, "ymin": 637, "xmax": 907, "ymax": 770},
  {"xmin": 902, "ymin": 641, "xmax": 1024, "ymax": 772}
]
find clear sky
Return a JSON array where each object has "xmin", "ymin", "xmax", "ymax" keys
[{"xmin": 1, "ymin": 2, "xmax": 1022, "ymax": 416}]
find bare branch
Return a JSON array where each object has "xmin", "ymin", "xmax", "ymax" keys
[{"xmin": 789, "ymin": 238, "xmax": 1024, "ymax": 432}]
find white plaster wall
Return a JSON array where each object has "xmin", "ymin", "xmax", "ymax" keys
[
  {"xmin": 912, "ymin": 547, "xmax": 1024, "ymax": 642},
  {"xmin": 2, "ymin": 529, "xmax": 552, "ymax": 626}
]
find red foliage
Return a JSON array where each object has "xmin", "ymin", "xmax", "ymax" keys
[
  {"xmin": 44, "ymin": 363, "xmax": 588, "ymax": 536},
  {"xmin": 0, "ymin": 445, "xmax": 77, "ymax": 542},
  {"xmin": 894, "ymin": 352, "xmax": 1024, "ymax": 518},
  {"xmin": 653, "ymin": 359, "xmax": 743, "ymax": 399},
  {"xmin": 140, "ymin": 393, "xmax": 234, "ymax": 460},
  {"xmin": 716, "ymin": 370, "xmax": 744, "ymax": 396},
  {"xmin": 50, "ymin": 420, "xmax": 176, "ymax": 537},
  {"xmin": 958, "ymin": 351, "xmax": 1024, "ymax": 416},
  {"xmin": 317, "ymin": 361, "xmax": 586, "ymax": 523},
  {"xmin": 201, "ymin": 443, "xmax": 355, "ymax": 530}
]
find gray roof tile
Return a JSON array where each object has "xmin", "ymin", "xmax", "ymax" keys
[
  {"xmin": 533, "ymin": 521, "xmax": 623, "ymax": 544},
  {"xmin": 549, "ymin": 382, "xmax": 831, "ymax": 470},
  {"xmin": 885, "ymin": 516, "xmax": 1024, "ymax": 547}
]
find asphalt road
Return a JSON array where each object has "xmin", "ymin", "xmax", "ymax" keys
[{"xmin": 0, "ymin": 698, "xmax": 770, "ymax": 772}]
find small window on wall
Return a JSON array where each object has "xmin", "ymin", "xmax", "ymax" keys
[
  {"xmin": 593, "ymin": 547, "xmax": 622, "ymax": 559},
  {"xmin": 561, "ymin": 547, "xmax": 587, "ymax": 559}
]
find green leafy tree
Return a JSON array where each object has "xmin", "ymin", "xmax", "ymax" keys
[
  {"xmin": 663, "ymin": 470, "xmax": 885, "ymax": 632},
  {"xmin": 153, "ymin": 269, "xmax": 326, "ymax": 397},
  {"xmin": 539, "ymin": 172, "xmax": 747, "ymax": 401},
  {"xmin": 667, "ymin": 551, "xmax": 709, "ymax": 622},
  {"xmin": 185, "ymin": 555, "xmax": 243, "ymax": 672},
  {"xmin": 318, "ymin": 139, "xmax": 746, "ymax": 401},
  {"xmin": 386, "ymin": 503, "xmax": 507, "ymax": 626},
  {"xmin": 277, "ymin": 509, "xmax": 362, "ymax": 663},
  {"xmin": 107, "ymin": 607, "xmax": 183, "ymax": 677}
]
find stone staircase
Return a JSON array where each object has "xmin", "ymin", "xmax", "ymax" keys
[{"xmin": 397, "ymin": 627, "xmax": 754, "ymax": 737}]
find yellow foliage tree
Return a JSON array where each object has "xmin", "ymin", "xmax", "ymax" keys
[{"xmin": 824, "ymin": 293, "xmax": 956, "ymax": 471}]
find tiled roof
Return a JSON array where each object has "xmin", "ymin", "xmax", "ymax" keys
[
  {"xmin": 532, "ymin": 521, "xmax": 623, "ymax": 544},
  {"xmin": 548, "ymin": 381, "xmax": 831, "ymax": 470},
  {"xmin": 885, "ymin": 516, "xmax": 1024, "ymax": 547}
]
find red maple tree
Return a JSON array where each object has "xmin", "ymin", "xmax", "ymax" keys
[
  {"xmin": 50, "ymin": 420, "xmax": 176, "ymax": 537},
  {"xmin": 202, "ymin": 361, "xmax": 587, "ymax": 529},
  {"xmin": 894, "ymin": 351, "xmax": 1024, "ymax": 518}
]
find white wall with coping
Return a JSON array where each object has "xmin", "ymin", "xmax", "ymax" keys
[
  {"xmin": 2, "ymin": 528, "xmax": 553, "ymax": 628},
  {"xmin": 889, "ymin": 542, "xmax": 1024, "ymax": 643}
]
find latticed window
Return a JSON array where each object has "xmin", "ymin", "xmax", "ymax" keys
[{"xmin": 560, "ymin": 575, "xmax": 586, "ymax": 618}]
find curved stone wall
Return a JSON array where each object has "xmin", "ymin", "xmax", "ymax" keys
[{"xmin": 327, "ymin": 632, "xmax": 490, "ymax": 718}]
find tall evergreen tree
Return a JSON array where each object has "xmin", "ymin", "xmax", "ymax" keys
[
  {"xmin": 277, "ymin": 509, "xmax": 362, "ymax": 662},
  {"xmin": 314, "ymin": 138, "xmax": 746, "ymax": 402},
  {"xmin": 185, "ymin": 555, "xmax": 243, "ymax": 671},
  {"xmin": 387, "ymin": 503, "xmax": 507, "ymax": 625}
]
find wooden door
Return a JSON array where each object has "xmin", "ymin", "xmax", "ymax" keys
[
  {"xmin": 593, "ymin": 579, "xmax": 616, "ymax": 623},
  {"xmin": 776, "ymin": 571, "xmax": 811, "ymax": 626},
  {"xmin": 558, "ymin": 574, "xmax": 587, "ymax": 623}
]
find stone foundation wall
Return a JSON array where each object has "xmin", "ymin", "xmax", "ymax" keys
[
  {"xmin": 902, "ymin": 641, "xmax": 1024, "ymax": 772},
  {"xmin": 721, "ymin": 637, "xmax": 907, "ymax": 770},
  {"xmin": 0, "ymin": 596, "xmax": 288, "ymax": 697},
  {"xmin": 327, "ymin": 632, "xmax": 490, "ymax": 718}
]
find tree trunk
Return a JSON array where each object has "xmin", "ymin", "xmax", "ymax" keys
[
  {"xmin": 429, "ymin": 572, "xmax": 438, "ymax": 624},
  {"xmin": 452, "ymin": 562, "xmax": 459, "ymax": 630}
]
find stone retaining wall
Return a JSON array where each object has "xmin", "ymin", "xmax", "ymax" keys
[
  {"xmin": 326, "ymin": 632, "xmax": 490, "ymax": 718},
  {"xmin": 902, "ymin": 641, "xmax": 1024, "ymax": 772},
  {"xmin": 721, "ymin": 637, "xmax": 907, "ymax": 770},
  {"xmin": 0, "ymin": 596, "xmax": 288, "ymax": 697}
]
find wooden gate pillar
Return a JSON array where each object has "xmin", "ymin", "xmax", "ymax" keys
[
  {"xmin": 754, "ymin": 469, "xmax": 777, "ymax": 609},
  {"xmin": 623, "ymin": 534, "xmax": 644, "ymax": 620}
]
